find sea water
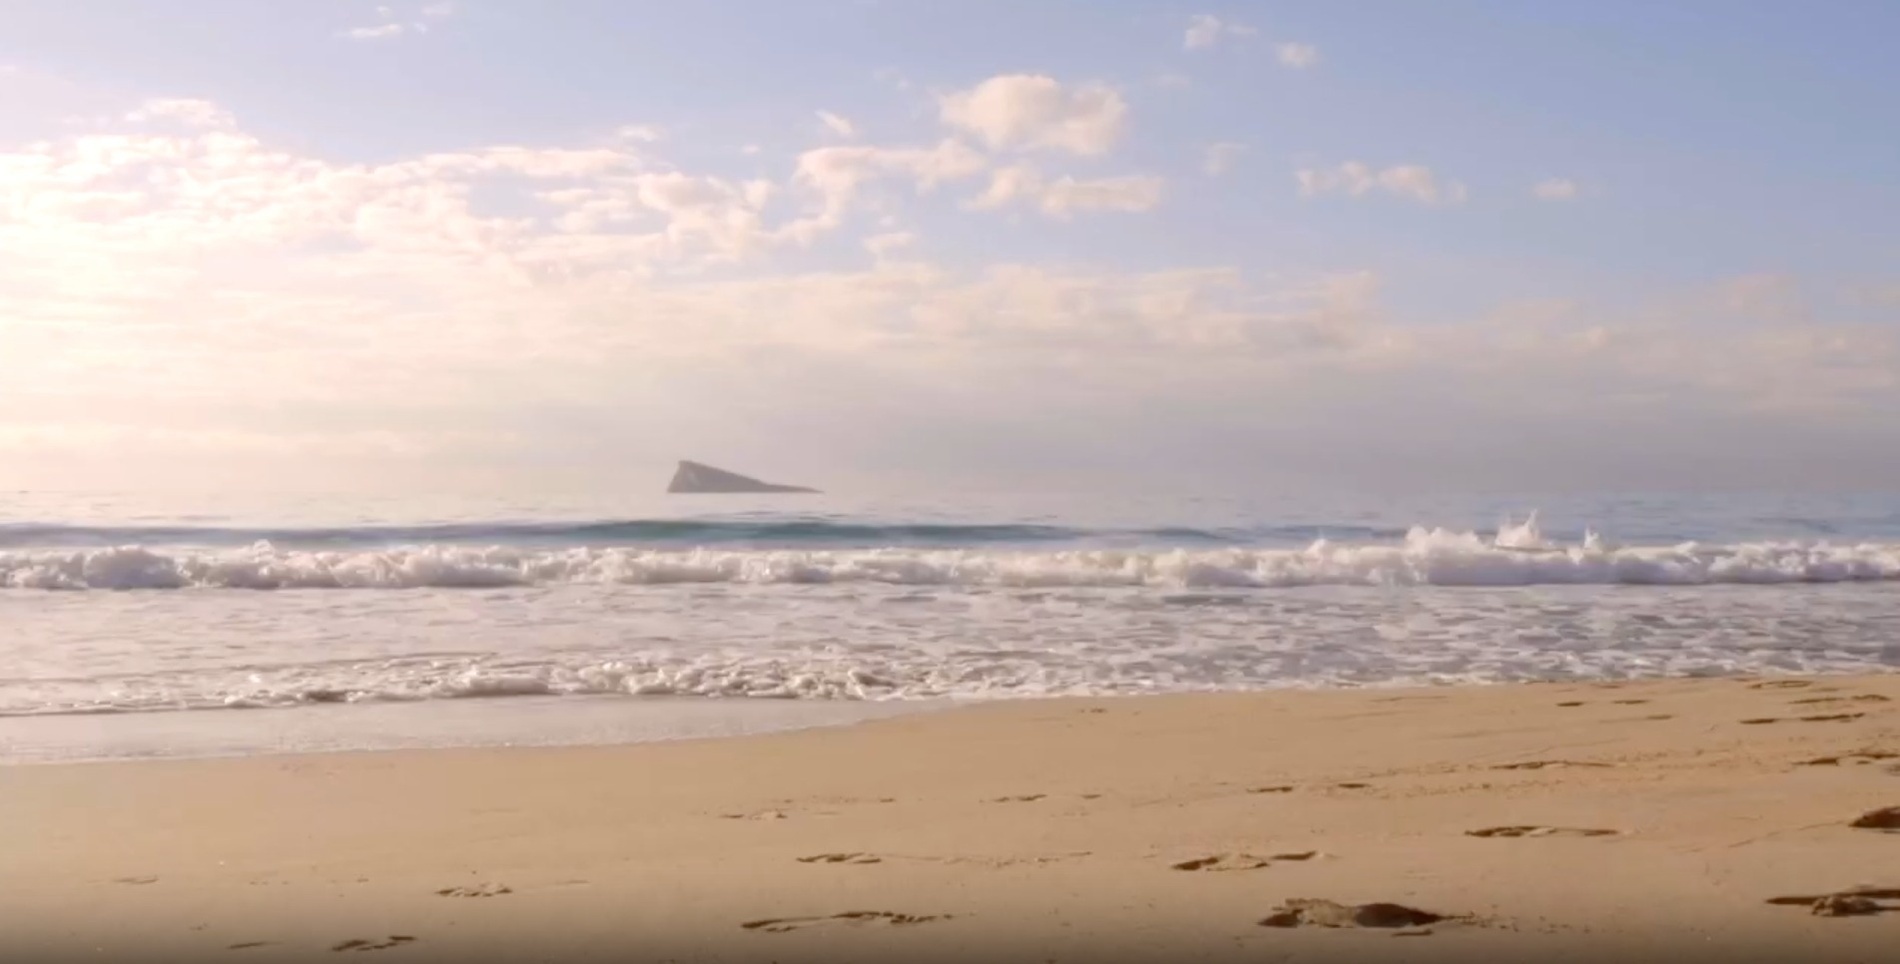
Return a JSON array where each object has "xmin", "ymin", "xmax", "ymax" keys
[{"xmin": 3, "ymin": 488, "xmax": 1897, "ymax": 761}]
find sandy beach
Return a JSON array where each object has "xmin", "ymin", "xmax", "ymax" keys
[{"xmin": 3, "ymin": 674, "xmax": 1897, "ymax": 964}]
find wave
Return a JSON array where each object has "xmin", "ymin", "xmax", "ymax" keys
[{"xmin": 4, "ymin": 517, "xmax": 1898, "ymax": 590}]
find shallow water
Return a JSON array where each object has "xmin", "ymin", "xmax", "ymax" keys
[{"xmin": 3, "ymin": 488, "xmax": 1897, "ymax": 758}]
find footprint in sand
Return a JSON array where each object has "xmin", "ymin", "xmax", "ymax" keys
[
  {"xmin": 1749, "ymin": 680, "xmax": 1814, "ymax": 690},
  {"xmin": 1334, "ymin": 782, "xmax": 1372, "ymax": 790},
  {"xmin": 1741, "ymin": 713, "xmax": 1866, "ymax": 725},
  {"xmin": 797, "ymin": 853, "xmax": 883, "ymax": 865},
  {"xmin": 1766, "ymin": 886, "xmax": 1900, "ymax": 917},
  {"xmin": 1248, "ymin": 785, "xmax": 1296, "ymax": 794},
  {"xmin": 1491, "ymin": 760, "xmax": 1612, "ymax": 771},
  {"xmin": 1556, "ymin": 701, "xmax": 1587, "ymax": 708},
  {"xmin": 1809, "ymin": 895, "xmax": 1893, "ymax": 917},
  {"xmin": 988, "ymin": 794, "xmax": 1046, "ymax": 804},
  {"xmin": 227, "ymin": 942, "xmax": 276, "ymax": 951},
  {"xmin": 1258, "ymin": 898, "xmax": 1459, "ymax": 932},
  {"xmin": 1171, "ymin": 851, "xmax": 1317, "ymax": 872},
  {"xmin": 1799, "ymin": 751, "xmax": 1899, "ymax": 767},
  {"xmin": 1467, "ymin": 826, "xmax": 1618, "ymax": 838},
  {"xmin": 1611, "ymin": 699, "xmax": 1651, "ymax": 705},
  {"xmin": 434, "ymin": 883, "xmax": 512, "ymax": 898},
  {"xmin": 1849, "ymin": 806, "xmax": 1900, "ymax": 830},
  {"xmin": 740, "ymin": 911, "xmax": 952, "ymax": 933},
  {"xmin": 919, "ymin": 853, "xmax": 1090, "ymax": 868},
  {"xmin": 330, "ymin": 936, "xmax": 416, "ymax": 953},
  {"xmin": 798, "ymin": 852, "xmax": 1088, "ymax": 869},
  {"xmin": 719, "ymin": 810, "xmax": 792, "ymax": 821},
  {"xmin": 113, "ymin": 876, "xmax": 159, "ymax": 886},
  {"xmin": 1793, "ymin": 695, "xmax": 1892, "ymax": 705},
  {"xmin": 1172, "ymin": 854, "xmax": 1271, "ymax": 872}
]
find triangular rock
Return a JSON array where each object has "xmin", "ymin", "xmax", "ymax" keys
[{"xmin": 666, "ymin": 460, "xmax": 818, "ymax": 494}]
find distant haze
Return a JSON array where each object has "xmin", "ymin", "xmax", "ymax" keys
[{"xmin": 2, "ymin": 1, "xmax": 1897, "ymax": 496}]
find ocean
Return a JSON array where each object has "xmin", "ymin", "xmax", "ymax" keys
[{"xmin": 4, "ymin": 488, "xmax": 1898, "ymax": 762}]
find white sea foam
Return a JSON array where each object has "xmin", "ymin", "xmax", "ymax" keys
[
  {"xmin": 4, "ymin": 516, "xmax": 1898, "ymax": 590},
  {"xmin": 5, "ymin": 511, "xmax": 1896, "ymax": 721}
]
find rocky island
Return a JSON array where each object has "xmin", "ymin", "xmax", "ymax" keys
[{"xmin": 665, "ymin": 460, "xmax": 819, "ymax": 494}]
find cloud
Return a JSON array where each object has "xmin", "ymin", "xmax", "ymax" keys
[
  {"xmin": 341, "ymin": 3, "xmax": 451, "ymax": 41},
  {"xmin": 817, "ymin": 110, "xmax": 857, "ymax": 139},
  {"xmin": 1202, "ymin": 142, "xmax": 1245, "ymax": 176},
  {"xmin": 1184, "ymin": 14, "xmax": 1257, "ymax": 50},
  {"xmin": 535, "ymin": 171, "xmax": 783, "ymax": 263},
  {"xmin": 1533, "ymin": 177, "xmax": 1579, "ymax": 200},
  {"xmin": 789, "ymin": 139, "xmax": 989, "ymax": 237},
  {"xmin": 343, "ymin": 23, "xmax": 407, "ymax": 41},
  {"xmin": 968, "ymin": 165, "xmax": 1164, "ymax": 219},
  {"xmin": 938, "ymin": 74, "xmax": 1128, "ymax": 156},
  {"xmin": 863, "ymin": 231, "xmax": 915, "ymax": 259},
  {"xmin": 1154, "ymin": 73, "xmax": 1193, "ymax": 90},
  {"xmin": 5, "ymin": 91, "xmax": 1898, "ymax": 493},
  {"xmin": 1036, "ymin": 175, "xmax": 1165, "ymax": 218},
  {"xmin": 1276, "ymin": 43, "xmax": 1321, "ymax": 69},
  {"xmin": 1297, "ymin": 162, "xmax": 1468, "ymax": 205},
  {"xmin": 614, "ymin": 124, "xmax": 664, "ymax": 144},
  {"xmin": 124, "ymin": 99, "xmax": 235, "ymax": 129}
]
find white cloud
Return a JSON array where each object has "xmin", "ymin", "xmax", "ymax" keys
[
  {"xmin": 788, "ymin": 139, "xmax": 988, "ymax": 238},
  {"xmin": 614, "ymin": 124, "xmax": 664, "ymax": 144},
  {"xmin": 863, "ymin": 231, "xmax": 915, "ymax": 259},
  {"xmin": 343, "ymin": 23, "xmax": 407, "ymax": 41},
  {"xmin": 124, "ymin": 99, "xmax": 235, "ymax": 129},
  {"xmin": 1276, "ymin": 43, "xmax": 1321, "ymax": 69},
  {"xmin": 5, "ymin": 91, "xmax": 1897, "ymax": 492},
  {"xmin": 968, "ymin": 165, "xmax": 1164, "ymax": 219},
  {"xmin": 1184, "ymin": 14, "xmax": 1257, "ymax": 50},
  {"xmin": 795, "ymin": 141, "xmax": 988, "ymax": 198},
  {"xmin": 1037, "ymin": 175, "xmax": 1165, "ymax": 219},
  {"xmin": 1202, "ymin": 142, "xmax": 1245, "ymax": 176},
  {"xmin": 817, "ymin": 110, "xmax": 857, "ymax": 139},
  {"xmin": 342, "ymin": 3, "xmax": 451, "ymax": 41},
  {"xmin": 1533, "ymin": 177, "xmax": 1579, "ymax": 200},
  {"xmin": 967, "ymin": 165, "xmax": 1040, "ymax": 211},
  {"xmin": 1297, "ymin": 161, "xmax": 1468, "ymax": 205},
  {"xmin": 938, "ymin": 74, "xmax": 1128, "ymax": 156}
]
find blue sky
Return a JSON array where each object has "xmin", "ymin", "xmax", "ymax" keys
[{"xmin": 2, "ymin": 1, "xmax": 1898, "ymax": 494}]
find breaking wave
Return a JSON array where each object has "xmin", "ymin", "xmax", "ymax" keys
[{"xmin": 5, "ymin": 515, "xmax": 1897, "ymax": 590}]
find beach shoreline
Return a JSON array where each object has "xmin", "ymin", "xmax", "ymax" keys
[
  {"xmin": 0, "ymin": 692, "xmax": 945, "ymax": 766},
  {"xmin": 2, "ymin": 672, "xmax": 1896, "ymax": 963}
]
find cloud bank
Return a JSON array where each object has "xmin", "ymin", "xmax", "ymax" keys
[{"xmin": 2, "ymin": 68, "xmax": 1896, "ymax": 494}]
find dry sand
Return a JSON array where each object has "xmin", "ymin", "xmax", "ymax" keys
[{"xmin": 3, "ymin": 673, "xmax": 1898, "ymax": 964}]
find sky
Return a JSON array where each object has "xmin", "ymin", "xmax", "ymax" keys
[{"xmin": 2, "ymin": 0, "xmax": 1898, "ymax": 497}]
